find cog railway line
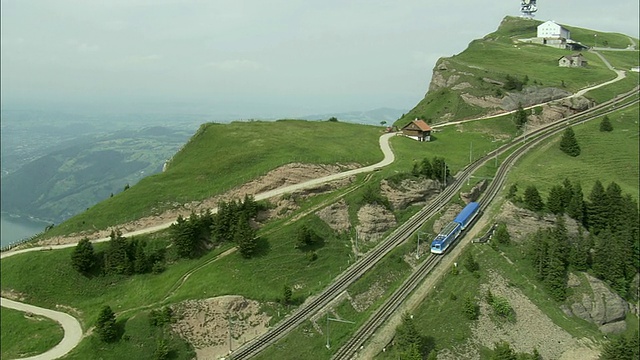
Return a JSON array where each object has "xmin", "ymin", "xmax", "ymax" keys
[{"xmin": 233, "ymin": 88, "xmax": 639, "ymax": 360}]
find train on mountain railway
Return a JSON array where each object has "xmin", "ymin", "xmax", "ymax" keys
[{"xmin": 430, "ymin": 202, "xmax": 480, "ymax": 254}]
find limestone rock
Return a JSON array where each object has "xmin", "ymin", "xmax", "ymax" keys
[
  {"xmin": 567, "ymin": 272, "xmax": 581, "ymax": 288},
  {"xmin": 356, "ymin": 204, "xmax": 396, "ymax": 242},
  {"xmin": 599, "ymin": 321, "xmax": 627, "ymax": 334},
  {"xmin": 460, "ymin": 179, "xmax": 488, "ymax": 203},
  {"xmin": 316, "ymin": 199, "xmax": 350, "ymax": 232},
  {"xmin": 584, "ymin": 273, "xmax": 628, "ymax": 325},
  {"xmin": 572, "ymin": 297, "xmax": 592, "ymax": 322},
  {"xmin": 501, "ymin": 86, "xmax": 572, "ymax": 111},
  {"xmin": 380, "ymin": 178, "xmax": 440, "ymax": 210}
]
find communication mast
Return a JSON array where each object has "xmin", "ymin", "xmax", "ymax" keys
[{"xmin": 520, "ymin": 0, "xmax": 538, "ymax": 18}]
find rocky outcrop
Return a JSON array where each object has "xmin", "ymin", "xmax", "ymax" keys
[
  {"xmin": 495, "ymin": 201, "xmax": 582, "ymax": 242},
  {"xmin": 460, "ymin": 179, "xmax": 488, "ymax": 203},
  {"xmin": 316, "ymin": 199, "xmax": 350, "ymax": 232},
  {"xmin": 565, "ymin": 273, "xmax": 631, "ymax": 334},
  {"xmin": 356, "ymin": 204, "xmax": 396, "ymax": 242},
  {"xmin": 501, "ymin": 86, "xmax": 572, "ymax": 111},
  {"xmin": 380, "ymin": 178, "xmax": 441, "ymax": 210}
]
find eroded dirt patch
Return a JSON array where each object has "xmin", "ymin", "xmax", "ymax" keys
[
  {"xmin": 170, "ymin": 295, "xmax": 272, "ymax": 360},
  {"xmin": 35, "ymin": 163, "xmax": 359, "ymax": 247},
  {"xmin": 440, "ymin": 271, "xmax": 599, "ymax": 360}
]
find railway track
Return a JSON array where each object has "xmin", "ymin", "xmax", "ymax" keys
[
  {"xmin": 331, "ymin": 89, "xmax": 639, "ymax": 359},
  {"xmin": 231, "ymin": 88, "xmax": 639, "ymax": 359}
]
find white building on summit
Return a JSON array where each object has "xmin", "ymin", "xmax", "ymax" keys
[{"xmin": 537, "ymin": 21, "xmax": 571, "ymax": 40}]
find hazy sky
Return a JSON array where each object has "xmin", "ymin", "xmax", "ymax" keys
[{"xmin": 1, "ymin": 0, "xmax": 638, "ymax": 118}]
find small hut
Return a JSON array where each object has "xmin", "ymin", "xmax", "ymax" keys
[{"xmin": 401, "ymin": 119, "xmax": 432, "ymax": 142}]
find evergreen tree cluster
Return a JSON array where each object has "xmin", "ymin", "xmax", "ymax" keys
[
  {"xmin": 149, "ymin": 307, "xmax": 174, "ymax": 327},
  {"xmin": 412, "ymin": 156, "xmax": 450, "ymax": 182},
  {"xmin": 95, "ymin": 305, "xmax": 118, "ymax": 342},
  {"xmin": 490, "ymin": 341, "xmax": 541, "ymax": 360},
  {"xmin": 521, "ymin": 178, "xmax": 639, "ymax": 299},
  {"xmin": 486, "ymin": 290, "xmax": 515, "ymax": 322},
  {"xmin": 169, "ymin": 194, "xmax": 264, "ymax": 259},
  {"xmin": 504, "ymin": 74, "xmax": 527, "ymax": 91},
  {"xmin": 71, "ymin": 230, "xmax": 166, "ymax": 276},
  {"xmin": 513, "ymin": 103, "xmax": 528, "ymax": 130},
  {"xmin": 393, "ymin": 313, "xmax": 436, "ymax": 360},
  {"xmin": 295, "ymin": 224, "xmax": 320, "ymax": 249},
  {"xmin": 600, "ymin": 330, "xmax": 639, "ymax": 360}
]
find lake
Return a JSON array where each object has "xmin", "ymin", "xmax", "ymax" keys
[{"xmin": 1, "ymin": 213, "xmax": 50, "ymax": 248}]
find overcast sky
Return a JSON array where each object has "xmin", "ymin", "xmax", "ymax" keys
[{"xmin": 1, "ymin": 1, "xmax": 638, "ymax": 119}]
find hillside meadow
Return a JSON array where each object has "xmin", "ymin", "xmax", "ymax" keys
[
  {"xmin": 507, "ymin": 104, "xmax": 639, "ymax": 201},
  {"xmin": 43, "ymin": 120, "xmax": 383, "ymax": 237}
]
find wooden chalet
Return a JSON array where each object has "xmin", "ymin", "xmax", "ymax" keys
[{"xmin": 402, "ymin": 119, "xmax": 432, "ymax": 142}]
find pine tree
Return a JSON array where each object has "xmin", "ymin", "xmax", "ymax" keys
[
  {"xmin": 420, "ymin": 157, "xmax": 433, "ymax": 179},
  {"xmin": 283, "ymin": 284, "xmax": 292, "ymax": 305},
  {"xmin": 561, "ymin": 178, "xmax": 573, "ymax": 208},
  {"xmin": 171, "ymin": 215, "xmax": 200, "ymax": 259},
  {"xmin": 587, "ymin": 180, "xmax": 607, "ymax": 234},
  {"xmin": 463, "ymin": 296, "xmax": 479, "ymax": 320},
  {"xmin": 71, "ymin": 238, "xmax": 95, "ymax": 274},
  {"xmin": 513, "ymin": 103, "xmax": 528, "ymax": 129},
  {"xmin": 493, "ymin": 223, "xmax": 511, "ymax": 246},
  {"xmin": 599, "ymin": 115, "xmax": 613, "ymax": 132},
  {"xmin": 569, "ymin": 230, "xmax": 590, "ymax": 271},
  {"xmin": 395, "ymin": 313, "xmax": 423, "ymax": 354},
  {"xmin": 235, "ymin": 216, "xmax": 257, "ymax": 258},
  {"xmin": 528, "ymin": 230, "xmax": 549, "ymax": 281},
  {"xmin": 507, "ymin": 184, "xmax": 518, "ymax": 201},
  {"xmin": 547, "ymin": 185, "xmax": 566, "ymax": 214},
  {"xmin": 523, "ymin": 185, "xmax": 544, "ymax": 211},
  {"xmin": 559, "ymin": 127, "xmax": 581, "ymax": 157},
  {"xmin": 104, "ymin": 230, "xmax": 131, "ymax": 275},
  {"xmin": 96, "ymin": 305, "xmax": 117, "ymax": 342},
  {"xmin": 463, "ymin": 252, "xmax": 480, "ymax": 272},
  {"xmin": 491, "ymin": 341, "xmax": 517, "ymax": 360},
  {"xmin": 566, "ymin": 181, "xmax": 585, "ymax": 224}
]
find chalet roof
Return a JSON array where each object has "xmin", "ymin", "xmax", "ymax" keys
[
  {"xmin": 559, "ymin": 53, "xmax": 585, "ymax": 61},
  {"xmin": 412, "ymin": 119, "xmax": 432, "ymax": 131}
]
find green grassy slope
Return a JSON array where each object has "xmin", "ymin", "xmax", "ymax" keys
[
  {"xmin": 397, "ymin": 16, "xmax": 633, "ymax": 128},
  {"xmin": 44, "ymin": 120, "xmax": 383, "ymax": 237},
  {"xmin": 508, "ymin": 104, "xmax": 639, "ymax": 201}
]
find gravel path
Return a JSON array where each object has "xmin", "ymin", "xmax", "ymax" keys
[
  {"xmin": 0, "ymin": 132, "xmax": 396, "ymax": 360},
  {"xmin": 0, "ymin": 298, "xmax": 83, "ymax": 360}
]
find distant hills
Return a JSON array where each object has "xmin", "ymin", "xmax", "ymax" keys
[{"xmin": 299, "ymin": 107, "xmax": 405, "ymax": 125}]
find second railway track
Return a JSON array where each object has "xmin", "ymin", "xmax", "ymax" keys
[{"xmin": 232, "ymin": 88, "xmax": 639, "ymax": 360}]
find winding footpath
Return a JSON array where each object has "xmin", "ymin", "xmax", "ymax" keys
[
  {"xmin": 0, "ymin": 298, "xmax": 83, "ymax": 360},
  {"xmin": 0, "ymin": 48, "xmax": 630, "ymax": 359},
  {"xmin": 0, "ymin": 132, "xmax": 395, "ymax": 360}
]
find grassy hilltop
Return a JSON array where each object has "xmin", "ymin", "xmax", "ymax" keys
[
  {"xmin": 2, "ymin": 15, "xmax": 639, "ymax": 360},
  {"xmin": 396, "ymin": 16, "xmax": 639, "ymax": 128},
  {"xmin": 44, "ymin": 120, "xmax": 383, "ymax": 237}
]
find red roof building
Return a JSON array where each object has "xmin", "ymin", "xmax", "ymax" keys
[{"xmin": 401, "ymin": 119, "xmax": 432, "ymax": 142}]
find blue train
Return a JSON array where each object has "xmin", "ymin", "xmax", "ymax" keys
[{"xmin": 430, "ymin": 202, "xmax": 480, "ymax": 254}]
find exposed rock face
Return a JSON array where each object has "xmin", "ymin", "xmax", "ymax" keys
[
  {"xmin": 460, "ymin": 179, "xmax": 488, "ymax": 203},
  {"xmin": 460, "ymin": 93, "xmax": 503, "ymax": 109},
  {"xmin": 356, "ymin": 204, "xmax": 396, "ymax": 242},
  {"xmin": 501, "ymin": 86, "xmax": 572, "ymax": 111},
  {"xmin": 495, "ymin": 201, "xmax": 582, "ymax": 242},
  {"xmin": 316, "ymin": 199, "xmax": 350, "ymax": 232},
  {"xmin": 566, "ymin": 273, "xmax": 630, "ymax": 334},
  {"xmin": 380, "ymin": 178, "xmax": 441, "ymax": 210}
]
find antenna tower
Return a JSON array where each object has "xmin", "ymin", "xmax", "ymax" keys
[{"xmin": 520, "ymin": 0, "xmax": 538, "ymax": 18}]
